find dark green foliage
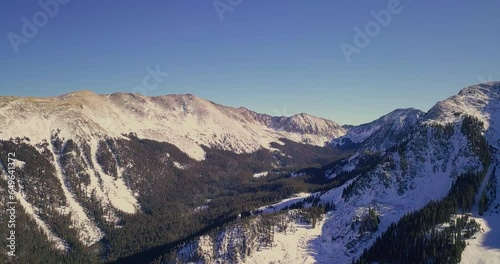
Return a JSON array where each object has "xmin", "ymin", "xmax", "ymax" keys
[
  {"xmin": 60, "ymin": 140, "xmax": 91, "ymax": 199},
  {"xmin": 0, "ymin": 140, "xmax": 66, "ymax": 217},
  {"xmin": 303, "ymin": 206, "xmax": 325, "ymax": 228},
  {"xmin": 51, "ymin": 130, "xmax": 64, "ymax": 154},
  {"xmin": 479, "ymin": 189, "xmax": 488, "ymax": 216},
  {"xmin": 485, "ymin": 167, "xmax": 498, "ymax": 213},
  {"xmin": 359, "ymin": 207, "xmax": 380, "ymax": 234},
  {"xmin": 161, "ymin": 204, "xmax": 329, "ymax": 263},
  {"xmin": 0, "ymin": 164, "xmax": 98, "ymax": 264},
  {"xmin": 270, "ymin": 138, "xmax": 353, "ymax": 169},
  {"xmin": 339, "ymin": 152, "xmax": 384, "ymax": 201},
  {"xmin": 431, "ymin": 123, "xmax": 455, "ymax": 139},
  {"xmin": 104, "ymin": 135, "xmax": 349, "ymax": 263},
  {"xmin": 96, "ymin": 140, "xmax": 118, "ymax": 179},
  {"xmin": 461, "ymin": 115, "xmax": 490, "ymax": 166},
  {"xmin": 355, "ymin": 170, "xmax": 487, "ymax": 264},
  {"xmin": 59, "ymin": 140, "xmax": 111, "ymax": 231},
  {"xmin": 0, "ymin": 133, "xmax": 351, "ymax": 263}
]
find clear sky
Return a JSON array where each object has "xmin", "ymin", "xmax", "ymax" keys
[{"xmin": 1, "ymin": 0, "xmax": 499, "ymax": 125}]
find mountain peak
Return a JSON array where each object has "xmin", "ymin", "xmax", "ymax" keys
[
  {"xmin": 458, "ymin": 81, "xmax": 500, "ymax": 95},
  {"xmin": 60, "ymin": 90, "xmax": 97, "ymax": 97},
  {"xmin": 380, "ymin": 108, "xmax": 424, "ymax": 121},
  {"xmin": 332, "ymin": 107, "xmax": 424, "ymax": 149},
  {"xmin": 0, "ymin": 90, "xmax": 346, "ymax": 160},
  {"xmin": 425, "ymin": 81, "xmax": 500, "ymax": 125}
]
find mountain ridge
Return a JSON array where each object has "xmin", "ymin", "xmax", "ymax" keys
[
  {"xmin": 2, "ymin": 82, "xmax": 500, "ymax": 263},
  {"xmin": 0, "ymin": 91, "xmax": 346, "ymax": 161}
]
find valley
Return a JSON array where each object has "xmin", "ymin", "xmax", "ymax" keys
[{"xmin": 1, "ymin": 82, "xmax": 500, "ymax": 263}]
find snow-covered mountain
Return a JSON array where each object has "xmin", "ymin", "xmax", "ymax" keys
[
  {"xmin": 309, "ymin": 82, "xmax": 500, "ymax": 262},
  {"xmin": 2, "ymin": 83, "xmax": 500, "ymax": 263},
  {"xmin": 173, "ymin": 82, "xmax": 500, "ymax": 263},
  {"xmin": 0, "ymin": 91, "xmax": 350, "ymax": 257},
  {"xmin": 331, "ymin": 108, "xmax": 424, "ymax": 150},
  {"xmin": 0, "ymin": 91, "xmax": 345, "ymax": 161}
]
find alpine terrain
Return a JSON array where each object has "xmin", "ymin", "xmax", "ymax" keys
[{"xmin": 1, "ymin": 82, "xmax": 500, "ymax": 263}]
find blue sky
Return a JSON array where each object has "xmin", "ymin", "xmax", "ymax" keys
[{"xmin": 1, "ymin": 0, "xmax": 499, "ymax": 125}]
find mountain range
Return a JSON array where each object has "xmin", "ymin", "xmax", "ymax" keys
[{"xmin": 1, "ymin": 82, "xmax": 499, "ymax": 263}]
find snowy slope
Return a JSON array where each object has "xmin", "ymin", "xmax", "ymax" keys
[
  {"xmin": 244, "ymin": 219, "xmax": 324, "ymax": 264},
  {"xmin": 176, "ymin": 118, "xmax": 482, "ymax": 263},
  {"xmin": 3, "ymin": 82, "xmax": 500, "ymax": 260},
  {"xmin": 460, "ymin": 214, "xmax": 500, "ymax": 264},
  {"xmin": 176, "ymin": 209, "xmax": 326, "ymax": 264},
  {"xmin": 332, "ymin": 108, "xmax": 424, "ymax": 150},
  {"xmin": 297, "ymin": 82, "xmax": 500, "ymax": 263},
  {"xmin": 460, "ymin": 159, "xmax": 500, "ymax": 263},
  {"xmin": 0, "ymin": 91, "xmax": 346, "ymax": 250},
  {"xmin": 315, "ymin": 125, "xmax": 482, "ymax": 263},
  {"xmin": 0, "ymin": 91, "xmax": 345, "ymax": 161},
  {"xmin": 177, "ymin": 82, "xmax": 500, "ymax": 263}
]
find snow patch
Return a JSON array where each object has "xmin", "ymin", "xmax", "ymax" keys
[
  {"xmin": 257, "ymin": 192, "xmax": 312, "ymax": 214},
  {"xmin": 252, "ymin": 171, "xmax": 268, "ymax": 178},
  {"xmin": 49, "ymin": 143, "xmax": 104, "ymax": 246},
  {"xmin": 460, "ymin": 214, "xmax": 500, "ymax": 264},
  {"xmin": 173, "ymin": 161, "xmax": 186, "ymax": 170},
  {"xmin": 16, "ymin": 193, "xmax": 68, "ymax": 251},
  {"xmin": 246, "ymin": 219, "xmax": 325, "ymax": 264},
  {"xmin": 89, "ymin": 138, "xmax": 139, "ymax": 214}
]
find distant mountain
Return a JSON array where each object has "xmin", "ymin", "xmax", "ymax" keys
[{"xmin": 331, "ymin": 108, "xmax": 424, "ymax": 151}]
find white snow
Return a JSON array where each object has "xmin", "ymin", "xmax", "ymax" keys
[
  {"xmin": 173, "ymin": 161, "xmax": 186, "ymax": 170},
  {"xmin": 49, "ymin": 142, "xmax": 104, "ymax": 246},
  {"xmin": 244, "ymin": 219, "xmax": 325, "ymax": 264},
  {"xmin": 194, "ymin": 205, "xmax": 209, "ymax": 212},
  {"xmin": 0, "ymin": 92, "xmax": 345, "ymax": 161},
  {"xmin": 16, "ymin": 193, "xmax": 68, "ymax": 251},
  {"xmin": 252, "ymin": 171, "xmax": 268, "ymax": 178},
  {"xmin": 78, "ymin": 144, "xmax": 119, "ymax": 223},
  {"xmin": 0, "ymin": 165, "xmax": 67, "ymax": 251},
  {"xmin": 89, "ymin": 138, "xmax": 139, "ymax": 214},
  {"xmin": 8, "ymin": 158, "xmax": 26, "ymax": 169},
  {"xmin": 461, "ymin": 159, "xmax": 500, "ymax": 263},
  {"xmin": 302, "ymin": 120, "xmax": 483, "ymax": 263},
  {"xmin": 257, "ymin": 192, "xmax": 312, "ymax": 214},
  {"xmin": 290, "ymin": 171, "xmax": 306, "ymax": 178},
  {"xmin": 332, "ymin": 108, "xmax": 423, "ymax": 148},
  {"xmin": 461, "ymin": 214, "xmax": 500, "ymax": 264}
]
